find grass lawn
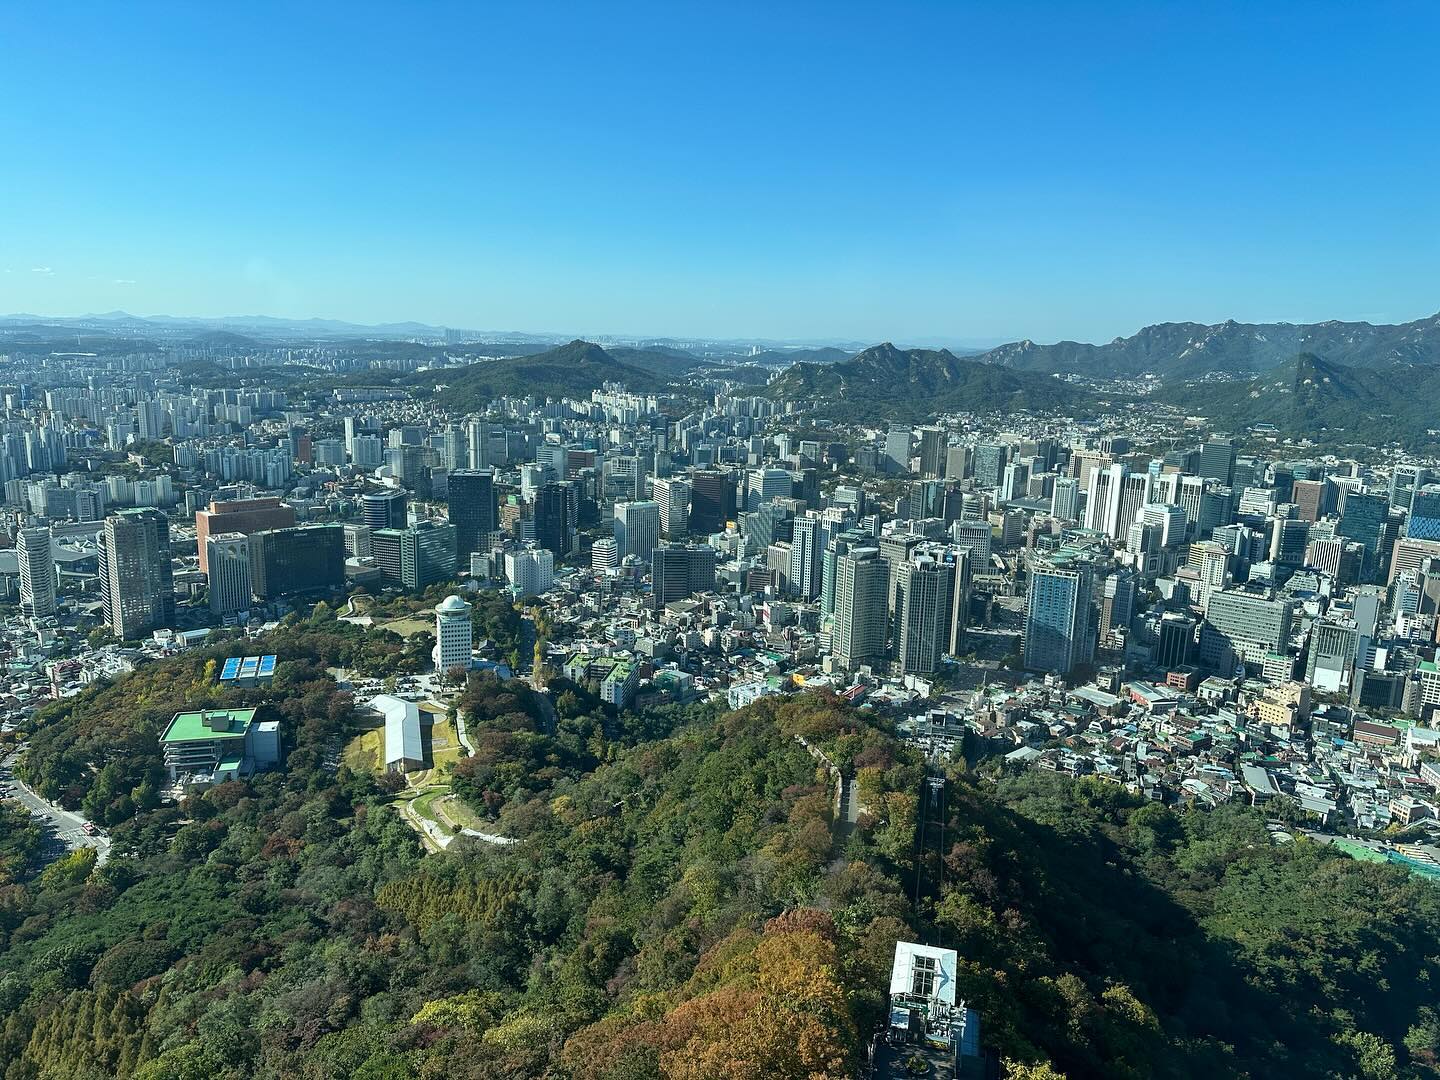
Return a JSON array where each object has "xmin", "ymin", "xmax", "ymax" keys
[
  {"xmin": 377, "ymin": 615, "xmax": 434, "ymax": 638},
  {"xmin": 341, "ymin": 719, "xmax": 385, "ymax": 774}
]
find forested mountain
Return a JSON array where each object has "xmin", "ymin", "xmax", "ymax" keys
[
  {"xmin": 766, "ymin": 342, "xmax": 1093, "ymax": 421},
  {"xmin": 419, "ymin": 340, "xmax": 674, "ymax": 409},
  {"xmin": 1160, "ymin": 353, "xmax": 1440, "ymax": 449},
  {"xmin": 2, "ymin": 613, "xmax": 1437, "ymax": 1079},
  {"xmin": 977, "ymin": 313, "xmax": 1440, "ymax": 378}
]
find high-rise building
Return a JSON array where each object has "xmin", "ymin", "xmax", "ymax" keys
[
  {"xmin": 1407, "ymin": 485, "xmax": 1440, "ymax": 541},
  {"xmin": 688, "ymin": 470, "xmax": 737, "ymax": 534},
  {"xmin": 972, "ymin": 444, "xmax": 1008, "ymax": 488},
  {"xmin": 433, "ymin": 594, "xmax": 473, "ymax": 674},
  {"xmin": 100, "ymin": 508, "xmax": 174, "ymax": 639},
  {"xmin": 787, "ymin": 513, "xmax": 826, "ymax": 600},
  {"xmin": 1051, "ymin": 476, "xmax": 1081, "ymax": 521},
  {"xmin": 205, "ymin": 532, "xmax": 253, "ymax": 618},
  {"xmin": 1085, "ymin": 464, "xmax": 1152, "ymax": 541},
  {"xmin": 885, "ymin": 429, "xmax": 913, "ymax": 474},
  {"xmin": 591, "ymin": 536, "xmax": 618, "ymax": 571},
  {"xmin": 447, "ymin": 469, "xmax": 498, "ymax": 559},
  {"xmin": 1099, "ymin": 568, "xmax": 1138, "ymax": 643},
  {"xmin": 362, "ymin": 489, "xmax": 408, "ymax": 530},
  {"xmin": 1305, "ymin": 617, "xmax": 1358, "ymax": 694},
  {"xmin": 248, "ymin": 524, "xmax": 345, "ymax": 601},
  {"xmin": 1200, "ymin": 589, "xmax": 1294, "ymax": 670},
  {"xmin": 533, "ymin": 481, "xmax": 575, "ymax": 557},
  {"xmin": 1023, "ymin": 554, "xmax": 1096, "ymax": 676},
  {"xmin": 650, "ymin": 543, "xmax": 717, "ymax": 609},
  {"xmin": 1337, "ymin": 490, "xmax": 1389, "ymax": 576},
  {"xmin": 613, "ymin": 500, "xmax": 661, "ymax": 562},
  {"xmin": 505, "ymin": 545, "xmax": 554, "ymax": 598},
  {"xmin": 917, "ymin": 427, "xmax": 946, "ymax": 479},
  {"xmin": 893, "ymin": 554, "xmax": 955, "ymax": 675},
  {"xmin": 372, "ymin": 521, "xmax": 457, "ymax": 591},
  {"xmin": 1199, "ymin": 437, "xmax": 1236, "ymax": 485},
  {"xmin": 651, "ymin": 476, "xmax": 691, "ymax": 538},
  {"xmin": 833, "ymin": 547, "xmax": 888, "ymax": 669},
  {"xmin": 16, "ymin": 526, "xmax": 56, "ymax": 618},
  {"xmin": 194, "ymin": 497, "xmax": 295, "ymax": 573}
]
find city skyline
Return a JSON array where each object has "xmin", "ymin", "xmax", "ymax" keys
[{"xmin": 5, "ymin": 3, "xmax": 1439, "ymax": 343}]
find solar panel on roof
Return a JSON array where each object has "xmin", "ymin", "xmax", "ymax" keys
[
  {"xmin": 239, "ymin": 657, "xmax": 260, "ymax": 677},
  {"xmin": 257, "ymin": 655, "xmax": 277, "ymax": 676},
  {"xmin": 220, "ymin": 657, "xmax": 241, "ymax": 680}
]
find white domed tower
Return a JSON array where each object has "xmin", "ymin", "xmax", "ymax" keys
[{"xmin": 433, "ymin": 593, "xmax": 473, "ymax": 675}]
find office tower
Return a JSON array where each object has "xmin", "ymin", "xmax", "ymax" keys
[
  {"xmin": 1269, "ymin": 517, "xmax": 1310, "ymax": 568},
  {"xmin": 100, "ymin": 509, "xmax": 174, "ymax": 639},
  {"xmin": 1337, "ymin": 491, "xmax": 1389, "ymax": 576},
  {"xmin": 746, "ymin": 467, "xmax": 792, "ymax": 510},
  {"xmin": 1085, "ymin": 464, "xmax": 1152, "ymax": 541},
  {"xmin": 591, "ymin": 536, "xmax": 618, "ymax": 571},
  {"xmin": 944, "ymin": 445, "xmax": 971, "ymax": 481},
  {"xmin": 1099, "ymin": 568, "xmax": 1138, "ymax": 643},
  {"xmin": 17, "ymin": 526, "xmax": 56, "ymax": 618},
  {"xmin": 505, "ymin": 545, "xmax": 554, "ymax": 598},
  {"xmin": 1388, "ymin": 537, "xmax": 1440, "ymax": 584},
  {"xmin": 651, "ymin": 543, "xmax": 718, "ymax": 609},
  {"xmin": 833, "ymin": 547, "xmax": 889, "ymax": 669},
  {"xmin": 205, "ymin": 532, "xmax": 252, "ymax": 618},
  {"xmin": 1199, "ymin": 437, "xmax": 1236, "ymax": 485},
  {"xmin": 893, "ymin": 554, "xmax": 955, "ymax": 675},
  {"xmin": 1290, "ymin": 478, "xmax": 1325, "ymax": 523},
  {"xmin": 386, "ymin": 444, "xmax": 433, "ymax": 490},
  {"xmin": 534, "ymin": 481, "xmax": 575, "ymax": 557},
  {"xmin": 466, "ymin": 421, "xmax": 490, "ymax": 469},
  {"xmin": 652, "ymin": 476, "xmax": 691, "ymax": 538},
  {"xmin": 1407, "ymin": 485, "xmax": 1440, "ymax": 541},
  {"xmin": 433, "ymin": 594, "xmax": 473, "ymax": 674},
  {"xmin": 885, "ymin": 429, "xmax": 913, "ymax": 474},
  {"xmin": 247, "ymin": 524, "xmax": 345, "ymax": 601},
  {"xmin": 350, "ymin": 433, "xmax": 383, "ymax": 467},
  {"xmin": 613, "ymin": 500, "xmax": 661, "ymax": 562},
  {"xmin": 1051, "ymin": 476, "xmax": 1081, "ymax": 521},
  {"xmin": 689, "ymin": 470, "xmax": 737, "ymax": 534},
  {"xmin": 972, "ymin": 443, "xmax": 1008, "ymax": 488},
  {"xmin": 1141, "ymin": 503, "xmax": 1188, "ymax": 548},
  {"xmin": 1391, "ymin": 465, "xmax": 1430, "ymax": 512},
  {"xmin": 194, "ymin": 496, "xmax": 296, "ymax": 573},
  {"xmin": 1196, "ymin": 485, "xmax": 1232, "ymax": 541},
  {"xmin": 1001, "ymin": 461, "xmax": 1030, "ymax": 503},
  {"xmin": 917, "ymin": 427, "xmax": 946, "ymax": 478},
  {"xmin": 344, "ymin": 523, "xmax": 373, "ymax": 559},
  {"xmin": 950, "ymin": 521, "xmax": 993, "ymax": 569},
  {"xmin": 1199, "ymin": 590, "xmax": 1294, "ymax": 670},
  {"xmin": 362, "ymin": 490, "xmax": 408, "ymax": 530},
  {"xmin": 1305, "ymin": 618, "xmax": 1359, "ymax": 694},
  {"xmin": 447, "ymin": 468, "xmax": 498, "ymax": 560},
  {"xmin": 407, "ymin": 521, "xmax": 457, "ymax": 590},
  {"xmin": 1023, "ymin": 555, "xmax": 1096, "ymax": 676},
  {"xmin": 1156, "ymin": 613, "xmax": 1196, "ymax": 668},
  {"xmin": 443, "ymin": 425, "xmax": 469, "ymax": 471},
  {"xmin": 788, "ymin": 513, "xmax": 825, "ymax": 600}
]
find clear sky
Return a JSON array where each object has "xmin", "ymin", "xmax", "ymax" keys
[{"xmin": 3, "ymin": 2, "xmax": 1438, "ymax": 345}]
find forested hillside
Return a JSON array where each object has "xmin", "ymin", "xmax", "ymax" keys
[{"xmin": 2, "ymin": 625, "xmax": 1438, "ymax": 1079}]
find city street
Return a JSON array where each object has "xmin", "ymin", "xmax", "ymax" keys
[{"xmin": 1, "ymin": 750, "xmax": 110, "ymax": 867}]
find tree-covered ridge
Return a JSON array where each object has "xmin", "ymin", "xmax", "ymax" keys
[{"xmin": 2, "ymin": 636, "xmax": 1439, "ymax": 1079}]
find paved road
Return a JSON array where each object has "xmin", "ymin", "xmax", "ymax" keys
[{"xmin": 1, "ymin": 751, "xmax": 111, "ymax": 867}]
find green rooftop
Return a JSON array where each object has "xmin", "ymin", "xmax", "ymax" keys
[{"xmin": 162, "ymin": 708, "xmax": 258, "ymax": 744}]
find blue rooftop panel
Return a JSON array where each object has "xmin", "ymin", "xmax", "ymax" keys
[
  {"xmin": 220, "ymin": 657, "xmax": 241, "ymax": 680},
  {"xmin": 257, "ymin": 655, "xmax": 277, "ymax": 676}
]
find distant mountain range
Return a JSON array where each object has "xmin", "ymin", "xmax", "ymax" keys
[
  {"xmin": 978, "ymin": 314, "xmax": 1440, "ymax": 378},
  {"xmin": 765, "ymin": 342, "xmax": 1087, "ymax": 421}
]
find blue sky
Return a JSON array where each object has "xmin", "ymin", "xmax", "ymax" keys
[{"xmin": 3, "ymin": 2, "xmax": 1438, "ymax": 344}]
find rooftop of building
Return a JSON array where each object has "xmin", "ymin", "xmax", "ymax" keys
[{"xmin": 161, "ymin": 707, "xmax": 258, "ymax": 743}]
